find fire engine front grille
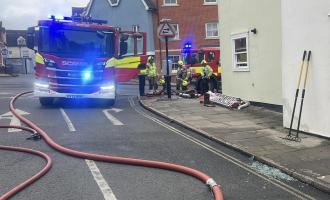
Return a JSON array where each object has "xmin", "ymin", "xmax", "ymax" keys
[
  {"xmin": 55, "ymin": 87, "xmax": 99, "ymax": 94},
  {"xmin": 47, "ymin": 68, "xmax": 105, "ymax": 94}
]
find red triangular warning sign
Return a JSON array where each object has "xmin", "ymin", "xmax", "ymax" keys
[{"xmin": 158, "ymin": 23, "xmax": 176, "ymax": 37}]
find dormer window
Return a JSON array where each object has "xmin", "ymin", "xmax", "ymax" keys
[{"xmin": 108, "ymin": 0, "xmax": 120, "ymax": 6}]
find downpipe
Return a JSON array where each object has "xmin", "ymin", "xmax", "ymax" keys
[{"xmin": 2, "ymin": 91, "xmax": 224, "ymax": 200}]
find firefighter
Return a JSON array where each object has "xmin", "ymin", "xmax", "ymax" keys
[
  {"xmin": 176, "ymin": 60, "xmax": 184, "ymax": 91},
  {"xmin": 177, "ymin": 61, "xmax": 191, "ymax": 91},
  {"xmin": 200, "ymin": 60, "xmax": 213, "ymax": 94},
  {"xmin": 158, "ymin": 75, "xmax": 166, "ymax": 94},
  {"xmin": 147, "ymin": 56, "xmax": 158, "ymax": 93},
  {"xmin": 138, "ymin": 61, "xmax": 148, "ymax": 97}
]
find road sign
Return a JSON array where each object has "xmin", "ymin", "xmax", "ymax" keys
[
  {"xmin": 0, "ymin": 109, "xmax": 30, "ymax": 132},
  {"xmin": 158, "ymin": 23, "xmax": 176, "ymax": 38}
]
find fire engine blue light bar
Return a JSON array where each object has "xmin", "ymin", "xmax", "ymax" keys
[
  {"xmin": 184, "ymin": 43, "xmax": 192, "ymax": 48},
  {"xmin": 48, "ymin": 15, "xmax": 107, "ymax": 24}
]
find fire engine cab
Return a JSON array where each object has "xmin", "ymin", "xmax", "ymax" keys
[
  {"xmin": 182, "ymin": 44, "xmax": 221, "ymax": 93},
  {"xmin": 26, "ymin": 15, "xmax": 147, "ymax": 106}
]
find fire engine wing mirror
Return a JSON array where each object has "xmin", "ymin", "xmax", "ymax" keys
[
  {"xmin": 134, "ymin": 33, "xmax": 143, "ymax": 38},
  {"xmin": 26, "ymin": 27, "xmax": 35, "ymax": 50},
  {"xmin": 120, "ymin": 34, "xmax": 129, "ymax": 41}
]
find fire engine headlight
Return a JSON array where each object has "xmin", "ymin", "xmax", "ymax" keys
[
  {"xmin": 34, "ymin": 82, "xmax": 49, "ymax": 89},
  {"xmin": 100, "ymin": 84, "xmax": 115, "ymax": 91}
]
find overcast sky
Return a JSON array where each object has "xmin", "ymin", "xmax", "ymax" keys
[{"xmin": 0, "ymin": 0, "xmax": 90, "ymax": 30}]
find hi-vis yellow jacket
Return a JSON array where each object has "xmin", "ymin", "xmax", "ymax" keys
[{"xmin": 147, "ymin": 63, "xmax": 157, "ymax": 77}]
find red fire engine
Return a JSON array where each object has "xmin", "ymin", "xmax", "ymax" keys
[
  {"xmin": 26, "ymin": 15, "xmax": 147, "ymax": 106},
  {"xmin": 182, "ymin": 44, "xmax": 221, "ymax": 93}
]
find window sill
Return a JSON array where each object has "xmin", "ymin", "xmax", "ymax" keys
[
  {"xmin": 203, "ymin": 3, "xmax": 217, "ymax": 6},
  {"xmin": 205, "ymin": 37, "xmax": 219, "ymax": 40},
  {"xmin": 232, "ymin": 67, "xmax": 250, "ymax": 72},
  {"xmin": 162, "ymin": 4, "xmax": 180, "ymax": 7}
]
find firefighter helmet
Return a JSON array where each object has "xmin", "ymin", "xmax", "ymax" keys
[
  {"xmin": 201, "ymin": 60, "xmax": 207, "ymax": 65},
  {"xmin": 159, "ymin": 78, "xmax": 165, "ymax": 85},
  {"xmin": 182, "ymin": 80, "xmax": 189, "ymax": 87},
  {"xmin": 148, "ymin": 56, "xmax": 154, "ymax": 62},
  {"xmin": 178, "ymin": 60, "xmax": 184, "ymax": 66}
]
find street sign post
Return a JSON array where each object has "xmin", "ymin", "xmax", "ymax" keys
[
  {"xmin": 157, "ymin": 20, "xmax": 176, "ymax": 99},
  {"xmin": 1, "ymin": 48, "xmax": 8, "ymax": 56}
]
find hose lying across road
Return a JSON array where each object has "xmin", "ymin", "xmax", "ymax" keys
[{"xmin": 1, "ymin": 91, "xmax": 224, "ymax": 200}]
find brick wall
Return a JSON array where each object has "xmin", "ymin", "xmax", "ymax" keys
[{"xmin": 152, "ymin": 0, "xmax": 219, "ymax": 73}]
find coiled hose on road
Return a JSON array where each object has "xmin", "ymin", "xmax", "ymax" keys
[{"xmin": 1, "ymin": 91, "xmax": 224, "ymax": 200}]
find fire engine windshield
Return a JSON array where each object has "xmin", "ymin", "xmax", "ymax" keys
[
  {"xmin": 39, "ymin": 27, "xmax": 114, "ymax": 58},
  {"xmin": 183, "ymin": 52, "xmax": 204, "ymax": 65}
]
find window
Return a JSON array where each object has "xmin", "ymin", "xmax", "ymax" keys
[
  {"xmin": 205, "ymin": 23, "xmax": 219, "ymax": 38},
  {"xmin": 171, "ymin": 24, "xmax": 180, "ymax": 40},
  {"xmin": 137, "ymin": 36, "xmax": 144, "ymax": 55},
  {"xmin": 168, "ymin": 55, "xmax": 180, "ymax": 72},
  {"xmin": 183, "ymin": 52, "xmax": 203, "ymax": 65},
  {"xmin": 204, "ymin": 0, "xmax": 217, "ymax": 5},
  {"xmin": 108, "ymin": 0, "xmax": 120, "ymax": 6},
  {"xmin": 164, "ymin": 0, "xmax": 177, "ymax": 6},
  {"xmin": 232, "ymin": 32, "xmax": 249, "ymax": 71},
  {"xmin": 119, "ymin": 33, "xmax": 134, "ymax": 57},
  {"xmin": 207, "ymin": 51, "xmax": 215, "ymax": 62}
]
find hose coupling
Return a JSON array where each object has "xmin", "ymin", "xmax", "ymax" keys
[
  {"xmin": 26, "ymin": 132, "xmax": 42, "ymax": 141},
  {"xmin": 206, "ymin": 178, "xmax": 218, "ymax": 189}
]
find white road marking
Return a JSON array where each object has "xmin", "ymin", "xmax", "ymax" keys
[
  {"xmin": 128, "ymin": 97, "xmax": 316, "ymax": 200},
  {"xmin": 60, "ymin": 108, "xmax": 76, "ymax": 132},
  {"xmin": 0, "ymin": 109, "xmax": 30, "ymax": 132},
  {"xmin": 85, "ymin": 160, "xmax": 118, "ymax": 200},
  {"xmin": 0, "ymin": 92, "xmax": 12, "ymax": 95},
  {"xmin": 103, "ymin": 109, "xmax": 124, "ymax": 126}
]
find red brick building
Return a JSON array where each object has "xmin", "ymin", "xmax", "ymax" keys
[{"xmin": 151, "ymin": 0, "xmax": 219, "ymax": 74}]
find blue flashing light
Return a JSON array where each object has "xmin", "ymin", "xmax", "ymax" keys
[
  {"xmin": 82, "ymin": 71, "xmax": 92, "ymax": 81},
  {"xmin": 184, "ymin": 43, "xmax": 192, "ymax": 49}
]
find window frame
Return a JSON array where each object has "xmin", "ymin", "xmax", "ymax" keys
[
  {"xmin": 203, "ymin": 0, "xmax": 217, "ymax": 5},
  {"xmin": 108, "ymin": 0, "xmax": 120, "ymax": 7},
  {"xmin": 171, "ymin": 24, "xmax": 180, "ymax": 40},
  {"xmin": 167, "ymin": 55, "xmax": 181, "ymax": 73},
  {"xmin": 163, "ymin": 0, "xmax": 178, "ymax": 6},
  {"xmin": 231, "ymin": 32, "xmax": 249, "ymax": 72},
  {"xmin": 205, "ymin": 22, "xmax": 219, "ymax": 39}
]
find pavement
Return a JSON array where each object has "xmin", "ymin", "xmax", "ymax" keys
[{"xmin": 140, "ymin": 95, "xmax": 330, "ymax": 194}]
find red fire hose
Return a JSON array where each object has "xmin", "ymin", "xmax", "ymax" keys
[
  {"xmin": 1, "ymin": 91, "xmax": 224, "ymax": 200},
  {"xmin": 0, "ymin": 126, "xmax": 52, "ymax": 200}
]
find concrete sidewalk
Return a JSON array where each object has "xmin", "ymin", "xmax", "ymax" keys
[{"xmin": 140, "ymin": 96, "xmax": 330, "ymax": 193}]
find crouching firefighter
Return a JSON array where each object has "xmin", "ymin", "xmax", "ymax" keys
[{"xmin": 176, "ymin": 60, "xmax": 191, "ymax": 91}]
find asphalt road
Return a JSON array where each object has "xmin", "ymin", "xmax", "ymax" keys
[{"xmin": 0, "ymin": 75, "xmax": 329, "ymax": 200}]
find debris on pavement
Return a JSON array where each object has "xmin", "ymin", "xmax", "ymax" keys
[
  {"xmin": 250, "ymin": 161, "xmax": 296, "ymax": 181},
  {"xmin": 207, "ymin": 92, "xmax": 250, "ymax": 109}
]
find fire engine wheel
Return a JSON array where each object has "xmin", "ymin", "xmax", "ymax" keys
[
  {"xmin": 39, "ymin": 97, "xmax": 54, "ymax": 107},
  {"xmin": 107, "ymin": 99, "xmax": 115, "ymax": 106}
]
